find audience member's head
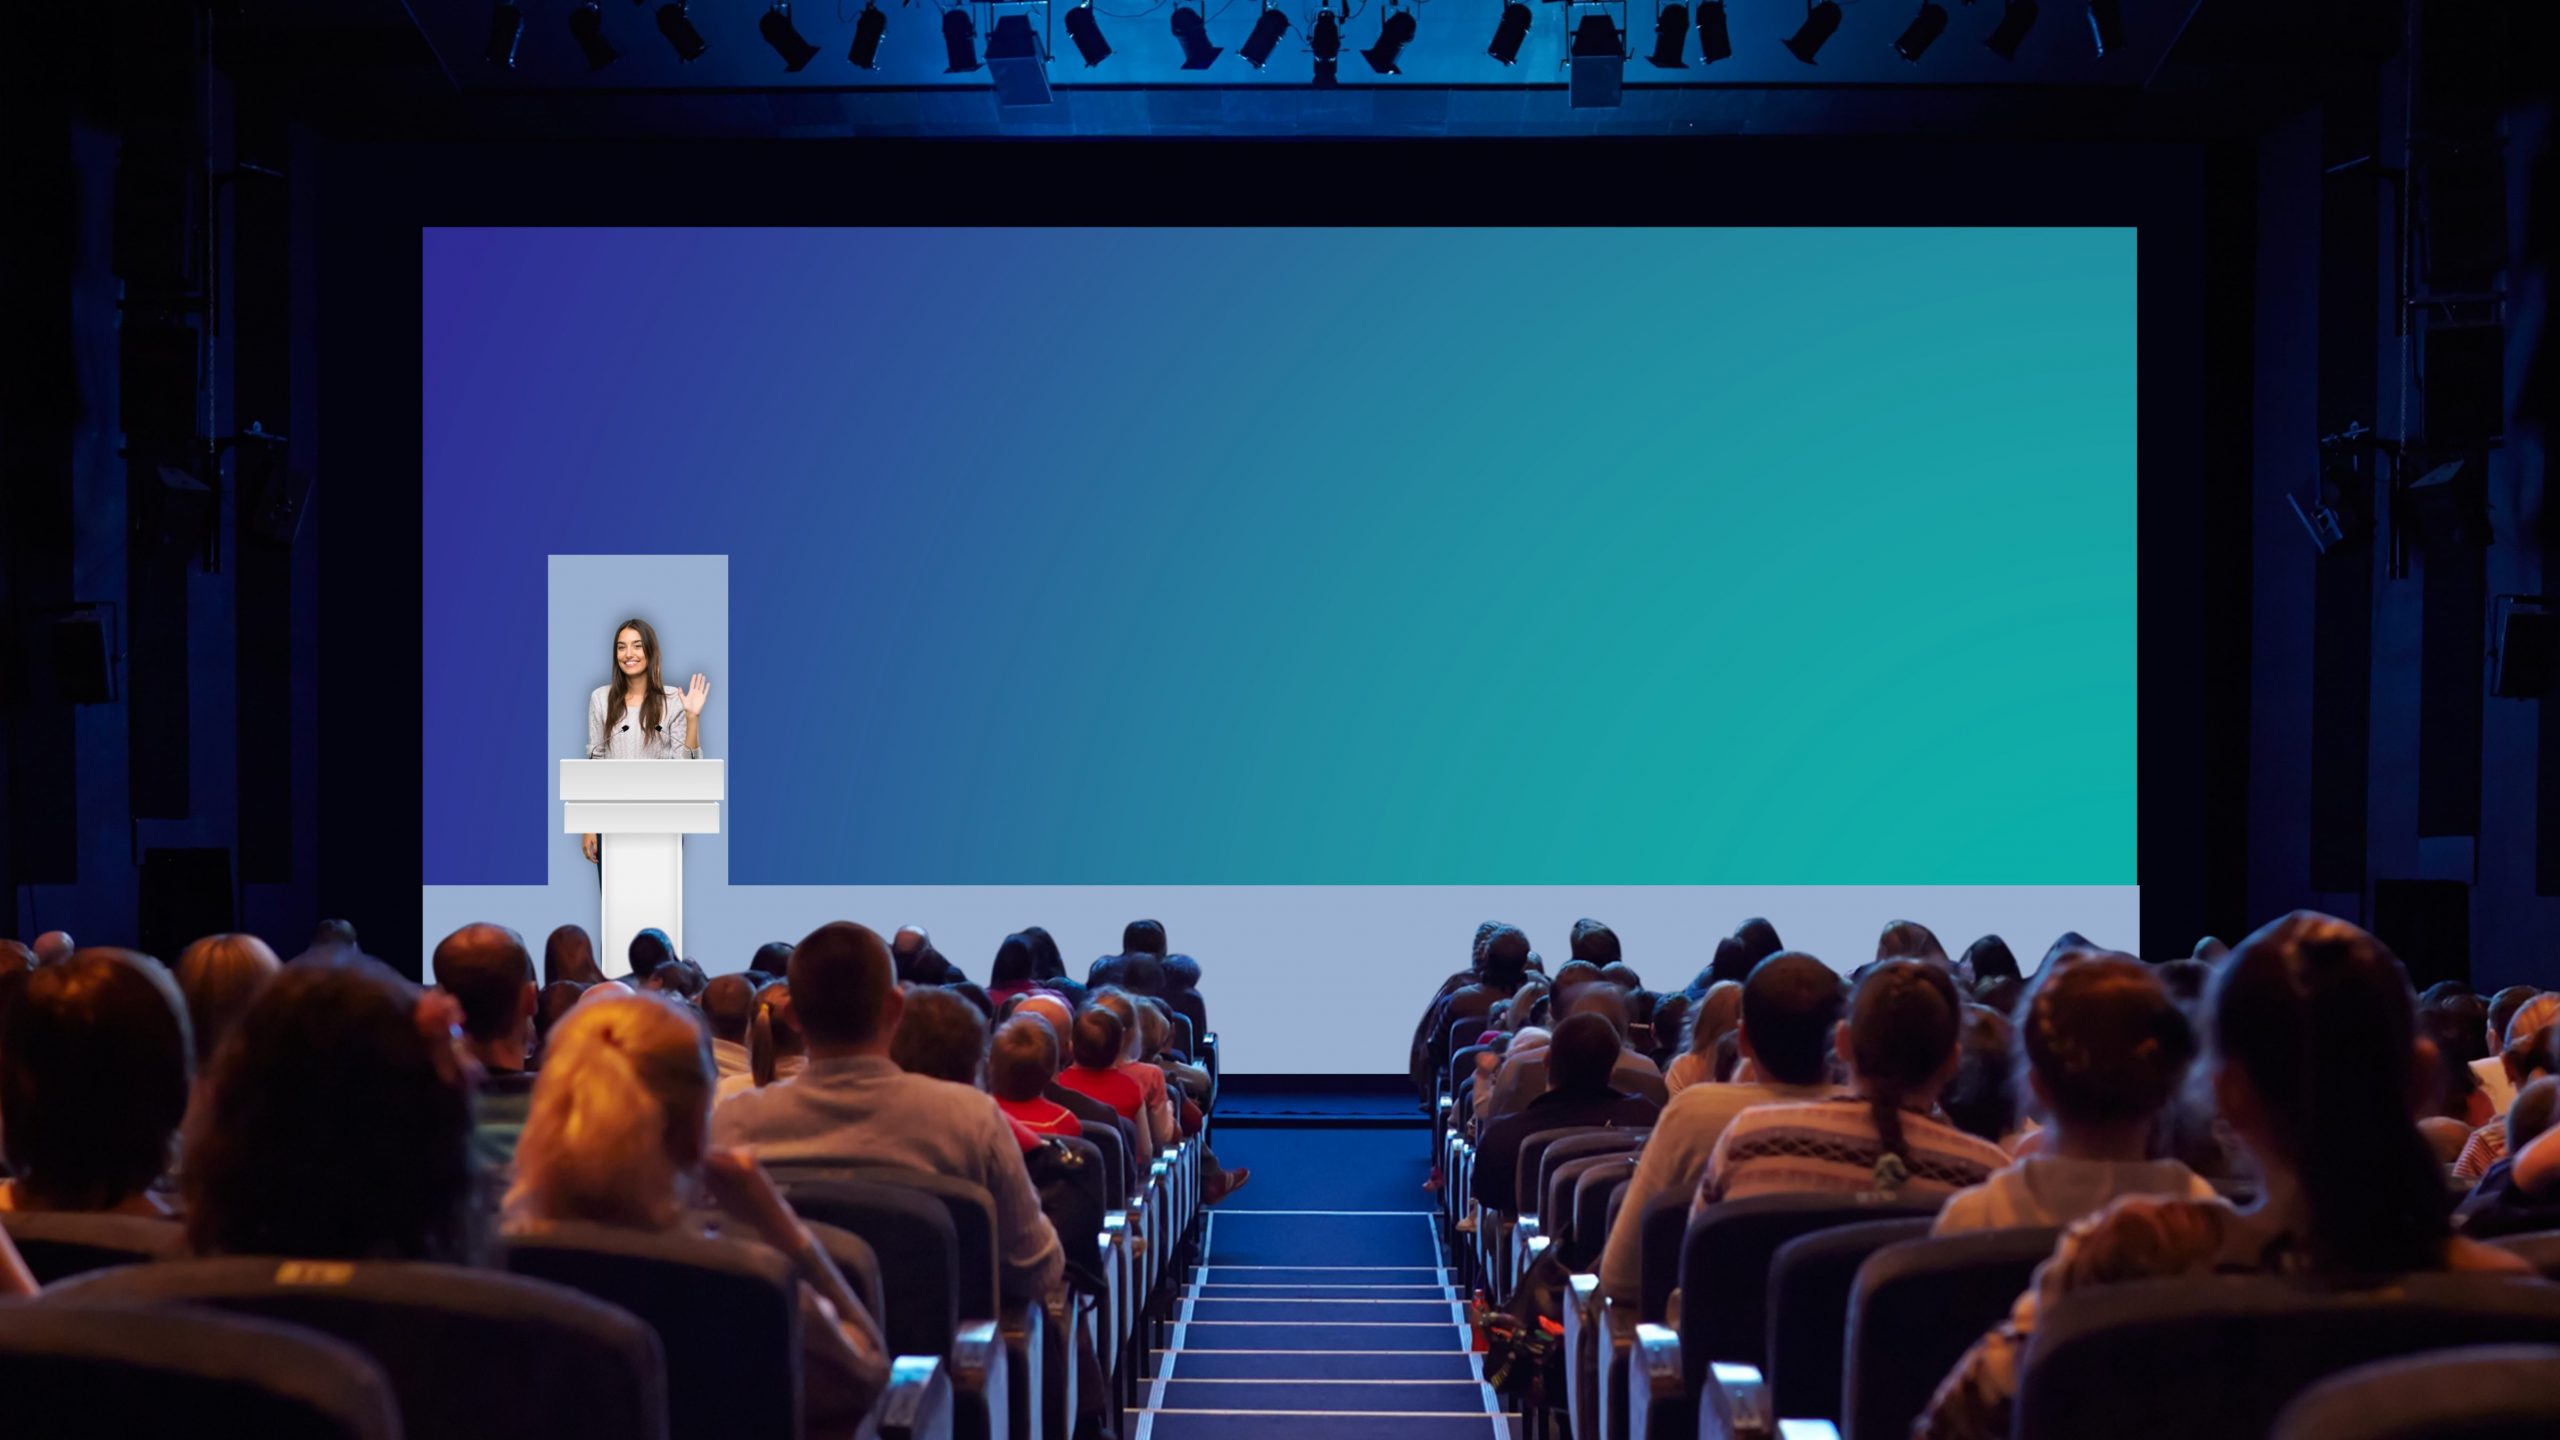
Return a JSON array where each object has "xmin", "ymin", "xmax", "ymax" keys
[
  {"xmin": 1546, "ymin": 1012, "xmax": 1622, "ymax": 1095},
  {"xmin": 892, "ymin": 984, "xmax": 989, "ymax": 1086},
  {"xmin": 1714, "ymin": 1027, "xmax": 1743, "ymax": 1082},
  {"xmin": 1733, "ymin": 918, "xmax": 1784, "ymax": 970},
  {"xmin": 1472, "ymin": 921, "xmax": 1503, "ymax": 971},
  {"xmin": 701, "ymin": 974, "xmax": 757, "ymax": 1045},
  {"xmin": 659, "ymin": 959, "xmax": 709, "ymax": 1000},
  {"xmin": 1550, "ymin": 959, "xmax": 1604, "ymax": 1007},
  {"xmin": 790, "ymin": 921, "xmax": 901, "ymax": 1050},
  {"xmin": 2508, "ymin": 1075, "xmax": 2560, "ymax": 1155},
  {"xmin": 1481, "ymin": 926, "xmax": 1532, "ymax": 989},
  {"xmin": 1089, "ymin": 988, "xmax": 1146, "ymax": 1063},
  {"xmin": 1974, "ymin": 974, "xmax": 2025, "ymax": 1019},
  {"xmin": 1163, "ymin": 953, "xmax": 1201, "ymax": 992},
  {"xmin": 2417, "ymin": 1115, "xmax": 2474, "ymax": 1165},
  {"xmin": 0, "ymin": 938, "xmax": 37, "ymax": 977},
  {"xmin": 1071, "ymin": 1007, "xmax": 1125, "ymax": 1072},
  {"xmin": 1704, "ymin": 936, "xmax": 1756, "ymax": 989},
  {"xmin": 1115, "ymin": 950, "xmax": 1167, "ymax": 997},
  {"xmin": 1565, "ymin": 981, "xmax": 1631, "ymax": 1044},
  {"xmin": 183, "ymin": 955, "xmax": 476, "ymax": 1261},
  {"xmin": 1, "ymin": 949, "xmax": 193, "ymax": 1212},
  {"xmin": 626, "ymin": 928, "xmax": 674, "ymax": 984},
  {"xmin": 1123, "ymin": 919, "xmax": 1168, "ymax": 958},
  {"xmin": 749, "ymin": 982, "xmax": 805, "ymax": 1087},
  {"xmin": 990, "ymin": 1015, "xmax": 1060, "ymax": 1103},
  {"xmin": 2206, "ymin": 911, "xmax": 2444, "ymax": 1272},
  {"xmin": 2017, "ymin": 953, "xmax": 2195, "ymax": 1138},
  {"xmin": 535, "ymin": 980, "xmax": 587, "ymax": 1059},
  {"xmin": 1015, "ymin": 992, "xmax": 1074, "ymax": 1050},
  {"xmin": 2488, "ymin": 986, "xmax": 2541, "ymax": 1054},
  {"xmin": 992, "ymin": 934, "xmax": 1039, "ymax": 988},
  {"xmin": 946, "ymin": 981, "xmax": 995, "ymax": 1020},
  {"xmin": 1962, "ymin": 935, "xmax": 2021, "ymax": 985},
  {"xmin": 544, "ymin": 924, "xmax": 604, "ymax": 987},
  {"xmin": 1938, "ymin": 1005, "xmax": 2019, "ymax": 1143},
  {"xmin": 1740, "ymin": 952, "xmax": 1848, "ymax": 1088},
  {"xmin": 1876, "ymin": 920, "xmax": 1948, "ymax": 965},
  {"xmin": 1685, "ymin": 980, "xmax": 1744, "ymax": 1059},
  {"xmin": 2041, "ymin": 932, "xmax": 2096, "ymax": 973},
  {"xmin": 890, "ymin": 925, "xmax": 932, "ymax": 980},
  {"xmin": 1021, "ymin": 926, "xmax": 1067, "ymax": 980},
  {"xmin": 1570, "ymin": 919, "xmax": 1622, "ymax": 967},
  {"xmin": 1597, "ymin": 961, "xmax": 1642, "ymax": 992},
  {"xmin": 33, "ymin": 931, "xmax": 78, "ymax": 966},
  {"xmin": 1842, "ymin": 959, "xmax": 1966, "ymax": 1164},
  {"xmin": 507, "ymin": 993, "xmax": 715, "ymax": 1231},
  {"xmin": 750, "ymin": 941, "xmax": 796, "ymax": 977},
  {"xmin": 2191, "ymin": 935, "xmax": 2230, "ymax": 964},
  {"xmin": 2505, "ymin": 993, "xmax": 2560, "ymax": 1054},
  {"xmin": 1504, "ymin": 980, "xmax": 1552, "ymax": 1034},
  {"xmin": 430, "ymin": 923, "xmax": 537, "ymax": 1067},
  {"xmin": 173, "ymin": 933, "xmax": 281, "ymax": 1065},
  {"xmin": 2417, "ymin": 993, "xmax": 2491, "ymax": 1117},
  {"xmin": 2154, "ymin": 958, "xmax": 2215, "ymax": 1015},
  {"xmin": 309, "ymin": 919, "xmax": 359, "ymax": 954}
]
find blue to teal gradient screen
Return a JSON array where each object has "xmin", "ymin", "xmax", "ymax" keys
[{"xmin": 424, "ymin": 227, "xmax": 2135, "ymax": 888}]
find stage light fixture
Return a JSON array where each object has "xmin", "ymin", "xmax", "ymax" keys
[
  {"xmin": 1488, "ymin": 1, "xmax": 1531, "ymax": 63},
  {"xmin": 1982, "ymin": 0, "xmax": 2036, "ymax": 58},
  {"xmin": 1312, "ymin": 5, "xmax": 1341, "ymax": 59},
  {"xmin": 1363, "ymin": 7, "xmax": 1415, "ymax": 72},
  {"xmin": 1696, "ymin": 1, "xmax": 1731, "ymax": 61},
  {"xmin": 2085, "ymin": 0, "xmax": 2122, "ymax": 55},
  {"xmin": 1239, "ymin": 5, "xmax": 1290, "ymax": 67},
  {"xmin": 486, "ymin": 1, "xmax": 525, "ymax": 67},
  {"xmin": 1065, "ymin": 1, "xmax": 1111, "ymax": 64},
  {"xmin": 848, "ymin": 0, "xmax": 888, "ymax": 66},
  {"xmin": 942, "ymin": 6, "xmax": 979, "ymax": 70},
  {"xmin": 568, "ymin": 1, "xmax": 619, "ymax": 68},
  {"xmin": 1648, "ymin": 3, "xmax": 1687, "ymax": 66},
  {"xmin": 1892, "ymin": 1, "xmax": 1947, "ymax": 59},
  {"xmin": 1170, "ymin": 6, "xmax": 1222, "ymax": 66},
  {"xmin": 1782, "ymin": 0, "xmax": 1841, "ymax": 62},
  {"xmin": 760, "ymin": 2, "xmax": 820, "ymax": 69},
  {"xmin": 656, "ymin": 2, "xmax": 708, "ymax": 60}
]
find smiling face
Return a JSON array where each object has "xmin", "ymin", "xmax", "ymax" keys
[{"xmin": 616, "ymin": 626, "xmax": 649, "ymax": 678}]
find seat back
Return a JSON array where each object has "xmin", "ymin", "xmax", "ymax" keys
[
  {"xmin": 766, "ymin": 1163, "xmax": 998, "ymax": 1319},
  {"xmin": 2271, "ymin": 1343, "xmax": 2560, "ymax": 1440},
  {"xmin": 1448, "ymin": 1042, "xmax": 1489, "ymax": 1108},
  {"xmin": 1511, "ymin": 1126, "xmax": 1597, "ymax": 1216},
  {"xmin": 1537, "ymin": 1130, "xmax": 1648, "ymax": 1222},
  {"xmin": 1169, "ymin": 991, "xmax": 1209, "ymax": 1051},
  {"xmin": 2489, "ymin": 1230, "xmax": 2560, "ymax": 1278},
  {"xmin": 1763, "ymin": 1217, "xmax": 1934, "ymax": 1422},
  {"xmin": 804, "ymin": 1219, "xmax": 885, "ymax": 1325},
  {"xmin": 0, "ymin": 1210, "xmax": 183, "ymax": 1284},
  {"xmin": 1675, "ymin": 1194, "xmax": 1942, "ymax": 1396},
  {"xmin": 1568, "ymin": 1156, "xmax": 1642, "ymax": 1271},
  {"xmin": 1842, "ymin": 1224, "xmax": 2055, "ymax": 1440},
  {"xmin": 1078, "ymin": 1117, "xmax": 1132, "ymax": 1199},
  {"xmin": 1635, "ymin": 1190, "xmax": 1691, "ymax": 1323},
  {"xmin": 1447, "ymin": 1013, "xmax": 1490, "ymax": 1072},
  {"xmin": 2014, "ymin": 1273, "xmax": 2560, "ymax": 1440},
  {"xmin": 771, "ymin": 1176, "xmax": 959, "ymax": 1358},
  {"xmin": 1, "ymin": 1301, "xmax": 401, "ymax": 1440},
  {"xmin": 501, "ymin": 1220, "xmax": 801, "ymax": 1440},
  {"xmin": 1542, "ymin": 1154, "xmax": 1630, "ymax": 1266},
  {"xmin": 52, "ymin": 1256, "xmax": 667, "ymax": 1440}
]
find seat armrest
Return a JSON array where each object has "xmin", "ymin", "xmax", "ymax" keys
[
  {"xmin": 1565, "ymin": 1274, "xmax": 1601, "ymax": 1440},
  {"xmin": 951, "ymin": 1319, "xmax": 1010, "ymax": 1440},
  {"xmin": 1625, "ymin": 1322, "xmax": 1690, "ymax": 1440},
  {"xmin": 999, "ymin": 1299, "xmax": 1047, "ymax": 1440},
  {"xmin": 1774, "ymin": 1423, "xmax": 1841, "ymax": 1440},
  {"xmin": 1699, "ymin": 1361, "xmax": 1769, "ymax": 1440},
  {"xmin": 1599, "ymin": 1298, "xmax": 1640, "ymax": 1440},
  {"xmin": 879, "ymin": 1355, "xmax": 956, "ymax": 1440}
]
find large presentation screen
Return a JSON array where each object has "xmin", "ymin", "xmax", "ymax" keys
[{"xmin": 422, "ymin": 226, "xmax": 2137, "ymax": 1074}]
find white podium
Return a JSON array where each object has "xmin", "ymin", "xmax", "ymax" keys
[{"xmin": 562, "ymin": 758, "xmax": 724, "ymax": 972}]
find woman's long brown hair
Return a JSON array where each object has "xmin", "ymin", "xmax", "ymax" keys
[{"xmin": 609, "ymin": 618, "xmax": 667, "ymax": 747}]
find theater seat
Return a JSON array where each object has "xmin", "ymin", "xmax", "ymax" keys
[
  {"xmin": 50, "ymin": 1255, "xmax": 667, "ymax": 1440},
  {"xmin": 0, "ymin": 1301, "xmax": 402, "ymax": 1440},
  {"xmin": 2012, "ymin": 1273, "xmax": 2560, "ymax": 1440},
  {"xmin": 2488, "ymin": 1230, "xmax": 2560, "ymax": 1278},
  {"xmin": 499, "ymin": 1220, "xmax": 803, "ymax": 1440},
  {"xmin": 0, "ymin": 1209, "xmax": 183, "ymax": 1284},
  {"xmin": 1840, "ymin": 1225, "xmax": 2056, "ymax": 1440},
  {"xmin": 1760, "ymin": 1217, "xmax": 1934, "ymax": 1427},
  {"xmin": 2270, "ymin": 1344, "xmax": 2560, "ymax": 1440}
]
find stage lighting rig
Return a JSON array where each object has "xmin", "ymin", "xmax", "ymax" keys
[
  {"xmin": 1065, "ymin": 1, "xmax": 1112, "ymax": 64},
  {"xmin": 1983, "ymin": 0, "xmax": 2036, "ymax": 58},
  {"xmin": 1363, "ymin": 6, "xmax": 1416, "ymax": 72},
  {"xmin": 1488, "ymin": 1, "xmax": 1531, "ymax": 63},
  {"xmin": 1171, "ymin": 5, "xmax": 1223, "ymax": 65},
  {"xmin": 486, "ymin": 1, "xmax": 524, "ymax": 67},
  {"xmin": 2086, "ymin": 0, "xmax": 2123, "ymax": 55},
  {"xmin": 943, "ymin": 6, "xmax": 980, "ymax": 70},
  {"xmin": 1695, "ymin": 0, "xmax": 1730, "ymax": 61},
  {"xmin": 568, "ymin": 1, "xmax": 619, "ymax": 68},
  {"xmin": 848, "ymin": 0, "xmax": 888, "ymax": 66},
  {"xmin": 760, "ymin": 2, "xmax": 821, "ymax": 69},
  {"xmin": 1648, "ymin": 1, "xmax": 1687, "ymax": 66},
  {"xmin": 656, "ymin": 1, "xmax": 709, "ymax": 60},
  {"xmin": 1239, "ymin": 3, "xmax": 1291, "ymax": 67},
  {"xmin": 1782, "ymin": 0, "xmax": 1841, "ymax": 62},
  {"xmin": 1892, "ymin": 1, "xmax": 1947, "ymax": 59},
  {"xmin": 1310, "ymin": 3, "xmax": 1341, "ymax": 84}
]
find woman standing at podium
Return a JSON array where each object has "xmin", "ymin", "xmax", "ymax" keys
[{"xmin": 581, "ymin": 617, "xmax": 709, "ymax": 865}]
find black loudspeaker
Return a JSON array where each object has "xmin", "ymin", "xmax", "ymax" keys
[
  {"xmin": 986, "ymin": 15, "xmax": 1053, "ymax": 105},
  {"xmin": 2373, "ymin": 878, "xmax": 2469, "ymax": 993},
  {"xmin": 2496, "ymin": 602, "xmax": 2558, "ymax": 698},
  {"xmin": 140, "ymin": 847, "xmax": 235, "ymax": 966},
  {"xmin": 1569, "ymin": 14, "xmax": 1623, "ymax": 108}
]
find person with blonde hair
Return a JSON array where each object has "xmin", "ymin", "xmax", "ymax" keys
[
  {"xmin": 172, "ymin": 933, "xmax": 281, "ymax": 1064},
  {"xmin": 506, "ymin": 993, "xmax": 887, "ymax": 1436}
]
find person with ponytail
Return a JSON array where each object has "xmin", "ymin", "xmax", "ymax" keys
[
  {"xmin": 1698, "ymin": 958, "xmax": 2009, "ymax": 1206},
  {"xmin": 1916, "ymin": 913, "xmax": 2533, "ymax": 1440},
  {"xmin": 719, "ymin": 981, "xmax": 805, "ymax": 1102},
  {"xmin": 507, "ymin": 993, "xmax": 887, "ymax": 1437}
]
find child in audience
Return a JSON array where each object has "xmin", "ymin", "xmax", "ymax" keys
[
  {"xmin": 506, "ymin": 992, "xmax": 887, "ymax": 1437},
  {"xmin": 2455, "ymin": 1075, "xmax": 2560, "ymax": 1238},
  {"xmin": 1933, "ymin": 954, "xmax": 2213, "ymax": 1234},
  {"xmin": 1915, "ymin": 913, "xmax": 2531, "ymax": 1440},
  {"xmin": 1, "ymin": 948, "xmax": 192, "ymax": 1218}
]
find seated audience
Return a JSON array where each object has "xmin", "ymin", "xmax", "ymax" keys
[
  {"xmin": 710, "ymin": 922, "xmax": 1062, "ymax": 1303},
  {"xmin": 173, "ymin": 932, "xmax": 281, "ymax": 1064},
  {"xmin": 1413, "ymin": 922, "xmax": 1510, "ymax": 1102},
  {"xmin": 2419, "ymin": 983, "xmax": 2496, "ymax": 1127},
  {"xmin": 1598, "ymin": 952, "xmax": 1847, "ymax": 1303},
  {"xmin": 1421, "ymin": 926, "xmax": 1535, "ymax": 1103},
  {"xmin": 1915, "ymin": 912, "xmax": 2532, "ymax": 1440},
  {"xmin": 1701, "ymin": 959, "xmax": 2009, "ymax": 1205},
  {"xmin": 1088, "ymin": 988, "xmax": 1181, "ymax": 1148},
  {"xmin": 1483, "ymin": 982, "xmax": 1669, "ymax": 1122},
  {"xmin": 431, "ymin": 923, "xmax": 541, "ymax": 1167},
  {"xmin": 724, "ymin": 981, "xmax": 806, "ymax": 1102},
  {"xmin": 890, "ymin": 984, "xmax": 987, "ymax": 1087},
  {"xmin": 1938, "ymin": 1004, "xmax": 2022, "ymax": 1146},
  {"xmin": 2470, "ymin": 1076, "xmax": 2560, "ymax": 1237},
  {"xmin": 889, "ymin": 925, "xmax": 965, "ymax": 985},
  {"xmin": 1056, "ymin": 1008, "xmax": 1147, "ymax": 1127},
  {"xmin": 1472, "ymin": 1012, "xmax": 1662, "ymax": 1213},
  {"xmin": 32, "ymin": 931, "xmax": 77, "ymax": 967},
  {"xmin": 1013, "ymin": 993, "xmax": 1141, "ymax": 1168},
  {"xmin": 1876, "ymin": 919, "xmax": 1951, "ymax": 966},
  {"xmin": 507, "ymin": 992, "xmax": 888, "ymax": 1436},
  {"xmin": 1962, "ymin": 935, "xmax": 2021, "ymax": 991},
  {"xmin": 1019, "ymin": 925, "xmax": 1085, "ymax": 1007},
  {"xmin": 2453, "ymin": 1019, "xmax": 2558, "ymax": 1182},
  {"xmin": 990, "ymin": 1016, "xmax": 1084, "ymax": 1137},
  {"xmin": 2478, "ymin": 985, "xmax": 2541, "ymax": 1113},
  {"xmin": 534, "ymin": 980, "xmax": 587, "ymax": 1066},
  {"xmin": 184, "ymin": 955, "xmax": 481, "ymax": 1261},
  {"xmin": 702, "ymin": 973, "xmax": 756, "ymax": 1080},
  {"xmin": 0, "ymin": 938, "xmax": 34, "ymax": 978},
  {"xmin": 987, "ymin": 933, "xmax": 1042, "ymax": 1010},
  {"xmin": 623, "ymin": 927, "xmax": 675, "ymax": 989},
  {"xmin": 1664, "ymin": 980, "xmax": 1742, "ymax": 1093},
  {"xmin": 1933, "ymin": 953, "xmax": 2212, "ymax": 1234},
  {"xmin": 544, "ymin": 924, "xmax": 606, "ymax": 987},
  {"xmin": 0, "ymin": 948, "xmax": 191, "ymax": 1216},
  {"xmin": 308, "ymin": 918, "xmax": 360, "ymax": 956}
]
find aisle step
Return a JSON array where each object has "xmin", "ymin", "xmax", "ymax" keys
[
  {"xmin": 1138, "ymin": 1412, "xmax": 1512, "ymax": 1440},
  {"xmin": 1160, "ymin": 1350, "xmax": 1484, "ymax": 1381}
]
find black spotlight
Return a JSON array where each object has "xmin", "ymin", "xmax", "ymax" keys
[
  {"xmin": 1892, "ymin": 1, "xmax": 1947, "ymax": 59},
  {"xmin": 760, "ymin": 2, "xmax": 820, "ymax": 69},
  {"xmin": 1312, "ymin": 5, "xmax": 1341, "ymax": 59},
  {"xmin": 1488, "ymin": 1, "xmax": 1531, "ymax": 63},
  {"xmin": 1982, "ymin": 0, "xmax": 2036, "ymax": 58},
  {"xmin": 568, "ymin": 1, "xmax": 619, "ymax": 68},
  {"xmin": 1065, "ymin": 2, "xmax": 1110, "ymax": 64},
  {"xmin": 1238, "ymin": 5, "xmax": 1290, "ymax": 67},
  {"xmin": 2085, "ymin": 0, "xmax": 2122, "ymax": 55},
  {"xmin": 942, "ymin": 6, "xmax": 979, "ymax": 70},
  {"xmin": 1363, "ymin": 8, "xmax": 1415, "ymax": 71},
  {"xmin": 849, "ymin": 0, "xmax": 888, "ymax": 66},
  {"xmin": 1696, "ymin": 1, "xmax": 1731, "ymax": 60},
  {"xmin": 1648, "ymin": 2, "xmax": 1687, "ymax": 66},
  {"xmin": 655, "ymin": 2, "xmax": 708, "ymax": 60},
  {"xmin": 486, "ymin": 1, "xmax": 525, "ymax": 67},
  {"xmin": 1170, "ymin": 6, "xmax": 1222, "ymax": 66},
  {"xmin": 1782, "ymin": 0, "xmax": 1841, "ymax": 62}
]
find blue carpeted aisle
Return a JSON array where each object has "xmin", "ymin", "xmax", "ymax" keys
[{"xmin": 1139, "ymin": 1126, "xmax": 1510, "ymax": 1440}]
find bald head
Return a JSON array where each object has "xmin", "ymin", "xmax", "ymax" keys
[
  {"xmin": 33, "ymin": 932, "xmax": 75, "ymax": 966},
  {"xmin": 430, "ymin": 923, "xmax": 536, "ymax": 1044},
  {"xmin": 792, "ymin": 921, "xmax": 901, "ymax": 1049},
  {"xmin": 1015, "ymin": 992, "xmax": 1073, "ymax": 1044},
  {"xmin": 991, "ymin": 1014, "xmax": 1060, "ymax": 1101},
  {"xmin": 702, "ymin": 973, "xmax": 757, "ymax": 1043}
]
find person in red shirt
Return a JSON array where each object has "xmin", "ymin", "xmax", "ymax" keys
[
  {"xmin": 1054, "ymin": 1008, "xmax": 1145, "ymax": 1122},
  {"xmin": 992, "ymin": 1014, "xmax": 1084, "ymax": 1137}
]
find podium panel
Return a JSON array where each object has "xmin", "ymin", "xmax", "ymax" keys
[{"xmin": 562, "ymin": 759, "xmax": 724, "ymax": 972}]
